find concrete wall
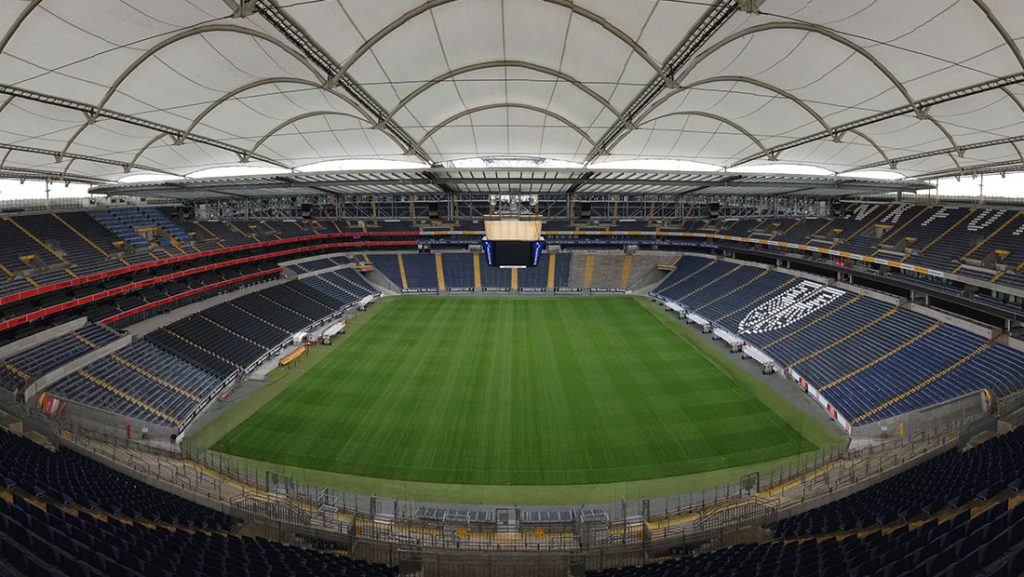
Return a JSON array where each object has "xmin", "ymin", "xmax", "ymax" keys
[
  {"xmin": 905, "ymin": 302, "xmax": 1000, "ymax": 339},
  {"xmin": 56, "ymin": 399, "xmax": 179, "ymax": 443},
  {"xmin": 0, "ymin": 318, "xmax": 87, "ymax": 361},
  {"xmin": 851, "ymin": 390, "xmax": 988, "ymax": 438},
  {"xmin": 295, "ymin": 263, "xmax": 354, "ymax": 280}
]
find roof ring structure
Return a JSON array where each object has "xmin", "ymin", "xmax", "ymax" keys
[
  {"xmin": 416, "ymin": 103, "xmax": 598, "ymax": 149},
  {"xmin": 388, "ymin": 61, "xmax": 621, "ymax": 120},
  {"xmin": 334, "ymin": 0, "xmax": 668, "ymax": 84}
]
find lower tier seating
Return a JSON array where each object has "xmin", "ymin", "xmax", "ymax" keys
[
  {"xmin": 0, "ymin": 494, "xmax": 394, "ymax": 577},
  {"xmin": 48, "ymin": 341, "xmax": 224, "ymax": 428},
  {"xmin": 0, "ymin": 429, "xmax": 232, "ymax": 530},
  {"xmin": 652, "ymin": 257, "xmax": 1024, "ymax": 425},
  {"xmin": 0, "ymin": 323, "xmax": 119, "ymax": 391},
  {"xmin": 590, "ymin": 503, "xmax": 1024, "ymax": 577},
  {"xmin": 774, "ymin": 425, "xmax": 1024, "ymax": 537}
]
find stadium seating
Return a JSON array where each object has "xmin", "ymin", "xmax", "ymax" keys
[
  {"xmin": 288, "ymin": 256, "xmax": 349, "ymax": 274},
  {"xmin": 0, "ymin": 203, "xmax": 1021, "ymax": 316},
  {"xmin": 441, "ymin": 253, "xmax": 475, "ymax": 288},
  {"xmin": 0, "ymin": 323, "xmax": 119, "ymax": 391},
  {"xmin": 0, "ymin": 493, "xmax": 395, "ymax": 577},
  {"xmin": 298, "ymin": 269, "xmax": 376, "ymax": 304},
  {"xmin": 401, "ymin": 254, "xmax": 439, "ymax": 289},
  {"xmin": 48, "ymin": 340, "xmax": 224, "ymax": 428},
  {"xmin": 201, "ymin": 303, "xmax": 289, "ymax": 349},
  {"xmin": 591, "ymin": 503, "xmax": 1024, "ymax": 577},
  {"xmin": 774, "ymin": 425, "xmax": 1024, "ymax": 537},
  {"xmin": 653, "ymin": 257, "xmax": 1024, "ymax": 425},
  {"xmin": 0, "ymin": 428, "xmax": 232, "ymax": 530}
]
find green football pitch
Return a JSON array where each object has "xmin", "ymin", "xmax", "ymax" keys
[{"xmin": 199, "ymin": 296, "xmax": 836, "ymax": 501}]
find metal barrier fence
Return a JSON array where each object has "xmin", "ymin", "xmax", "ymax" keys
[{"xmin": 40, "ymin": 410, "xmax": 972, "ymax": 557}]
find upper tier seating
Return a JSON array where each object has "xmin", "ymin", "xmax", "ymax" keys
[
  {"xmin": 0, "ymin": 323, "xmax": 119, "ymax": 391},
  {"xmin": 0, "ymin": 203, "xmax": 1020, "ymax": 307},
  {"xmin": 653, "ymin": 257, "xmax": 1024, "ymax": 424},
  {"xmin": 16, "ymin": 214, "xmax": 120, "ymax": 278},
  {"xmin": 0, "ymin": 429, "xmax": 232, "ymax": 530}
]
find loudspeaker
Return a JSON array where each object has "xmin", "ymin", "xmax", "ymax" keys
[
  {"xmin": 579, "ymin": 202, "xmax": 591, "ymax": 219},
  {"xmin": 428, "ymin": 202, "xmax": 439, "ymax": 219},
  {"xmin": 708, "ymin": 202, "xmax": 721, "ymax": 218},
  {"xmin": 301, "ymin": 203, "xmax": 312, "ymax": 219},
  {"xmin": 830, "ymin": 200, "xmax": 843, "ymax": 217}
]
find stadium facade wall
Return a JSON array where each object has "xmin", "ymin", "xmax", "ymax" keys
[
  {"xmin": 0, "ymin": 318, "xmax": 87, "ymax": 360},
  {"xmin": 904, "ymin": 301, "xmax": 1001, "ymax": 339},
  {"xmin": 56, "ymin": 398, "xmax": 180, "ymax": 444}
]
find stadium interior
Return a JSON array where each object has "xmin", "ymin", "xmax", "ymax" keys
[{"xmin": 1, "ymin": 1, "xmax": 1024, "ymax": 576}]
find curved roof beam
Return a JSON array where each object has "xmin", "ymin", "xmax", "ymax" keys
[
  {"xmin": 0, "ymin": 0, "xmax": 41, "ymax": 58},
  {"xmin": 388, "ymin": 60, "xmax": 621, "ymax": 120},
  {"xmin": 847, "ymin": 129, "xmax": 891, "ymax": 165},
  {"xmin": 416, "ymin": 103, "xmax": 598, "ymax": 149},
  {"xmin": 639, "ymin": 75, "xmax": 831, "ymax": 130},
  {"xmin": 617, "ymin": 111, "xmax": 767, "ymax": 155},
  {"xmin": 670, "ymin": 22, "xmax": 960, "ymax": 155},
  {"xmin": 249, "ymin": 111, "xmax": 373, "ymax": 155},
  {"xmin": 130, "ymin": 133, "xmax": 170, "ymax": 170},
  {"xmin": 973, "ymin": 0, "xmax": 1024, "ymax": 72},
  {"xmin": 60, "ymin": 24, "xmax": 326, "ymax": 157},
  {"xmin": 675, "ymin": 22, "xmax": 914, "ymax": 104},
  {"xmin": 635, "ymin": 77, "xmax": 903, "ymax": 166},
  {"xmin": 182, "ymin": 77, "xmax": 370, "ymax": 141},
  {"xmin": 336, "ymin": 0, "xmax": 667, "ymax": 83}
]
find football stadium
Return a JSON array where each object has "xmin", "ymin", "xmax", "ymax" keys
[{"xmin": 1, "ymin": 2, "xmax": 1024, "ymax": 576}]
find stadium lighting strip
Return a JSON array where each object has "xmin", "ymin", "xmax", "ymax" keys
[{"xmin": 0, "ymin": 240, "xmax": 415, "ymax": 332}]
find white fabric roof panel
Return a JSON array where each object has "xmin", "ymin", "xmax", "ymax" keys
[{"xmin": 0, "ymin": 0, "xmax": 1021, "ymax": 184}]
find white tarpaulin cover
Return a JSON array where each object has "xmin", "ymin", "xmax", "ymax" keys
[{"xmin": 0, "ymin": 0, "xmax": 1021, "ymax": 183}]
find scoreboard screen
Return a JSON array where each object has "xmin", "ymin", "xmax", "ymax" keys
[{"xmin": 482, "ymin": 240, "xmax": 544, "ymax": 268}]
